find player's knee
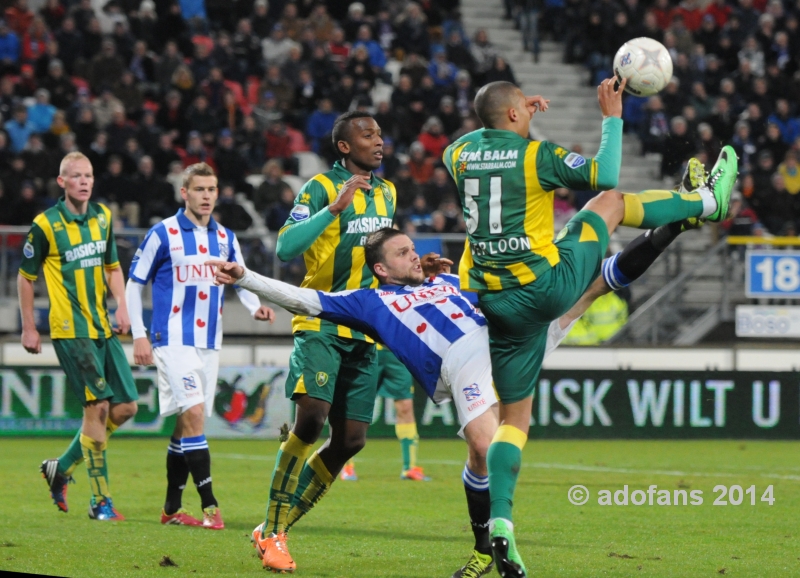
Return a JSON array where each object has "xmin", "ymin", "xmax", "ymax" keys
[
  {"xmin": 343, "ymin": 432, "xmax": 367, "ymax": 457},
  {"xmin": 468, "ymin": 436, "xmax": 491, "ymax": 467},
  {"xmin": 394, "ymin": 399, "xmax": 414, "ymax": 422},
  {"xmin": 117, "ymin": 401, "xmax": 138, "ymax": 421}
]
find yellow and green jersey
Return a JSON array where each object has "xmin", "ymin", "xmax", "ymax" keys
[
  {"xmin": 279, "ymin": 160, "xmax": 396, "ymax": 339},
  {"xmin": 19, "ymin": 198, "xmax": 120, "ymax": 339},
  {"xmin": 443, "ymin": 128, "xmax": 608, "ymax": 293}
]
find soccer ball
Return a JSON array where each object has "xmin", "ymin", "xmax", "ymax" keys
[{"xmin": 613, "ymin": 37, "xmax": 673, "ymax": 97}]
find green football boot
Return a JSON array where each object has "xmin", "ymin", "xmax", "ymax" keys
[
  {"xmin": 677, "ymin": 157, "xmax": 708, "ymax": 194},
  {"xmin": 451, "ymin": 549, "xmax": 494, "ymax": 578},
  {"xmin": 704, "ymin": 145, "xmax": 739, "ymax": 222},
  {"xmin": 490, "ymin": 519, "xmax": 527, "ymax": 578}
]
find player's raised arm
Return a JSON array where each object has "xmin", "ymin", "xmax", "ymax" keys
[
  {"xmin": 274, "ymin": 174, "xmax": 370, "ymax": 262},
  {"xmin": 536, "ymin": 78, "xmax": 624, "ymax": 192}
]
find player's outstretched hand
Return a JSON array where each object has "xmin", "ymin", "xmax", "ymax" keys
[
  {"xmin": 206, "ymin": 260, "xmax": 244, "ymax": 285},
  {"xmin": 598, "ymin": 77, "xmax": 626, "ymax": 118},
  {"xmin": 21, "ymin": 328, "xmax": 41, "ymax": 354},
  {"xmin": 254, "ymin": 306, "xmax": 276, "ymax": 323},
  {"xmin": 420, "ymin": 253, "xmax": 454, "ymax": 276},
  {"xmin": 328, "ymin": 174, "xmax": 371, "ymax": 216},
  {"xmin": 526, "ymin": 95, "xmax": 550, "ymax": 115},
  {"xmin": 133, "ymin": 337, "xmax": 153, "ymax": 366}
]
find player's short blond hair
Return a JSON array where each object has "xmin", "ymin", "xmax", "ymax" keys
[
  {"xmin": 182, "ymin": 162, "xmax": 217, "ymax": 189},
  {"xmin": 59, "ymin": 152, "xmax": 92, "ymax": 176}
]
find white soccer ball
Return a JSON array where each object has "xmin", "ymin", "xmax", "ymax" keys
[{"xmin": 613, "ymin": 37, "xmax": 673, "ymax": 97}]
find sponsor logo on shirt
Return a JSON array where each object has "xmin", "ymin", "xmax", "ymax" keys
[
  {"xmin": 345, "ymin": 216, "xmax": 393, "ymax": 234},
  {"xmin": 132, "ymin": 248, "xmax": 143, "ymax": 261},
  {"xmin": 174, "ymin": 264, "xmax": 216, "ymax": 284},
  {"xmin": 23, "ymin": 242, "xmax": 34, "ymax": 258},
  {"xmin": 564, "ymin": 152, "xmax": 586, "ymax": 169},
  {"xmin": 65, "ymin": 240, "xmax": 107, "ymax": 263},
  {"xmin": 457, "ymin": 149, "xmax": 519, "ymax": 170},
  {"xmin": 388, "ymin": 283, "xmax": 460, "ymax": 312},
  {"xmin": 291, "ymin": 204, "xmax": 310, "ymax": 221}
]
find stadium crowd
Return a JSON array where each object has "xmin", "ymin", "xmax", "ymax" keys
[
  {"xmin": 551, "ymin": 0, "xmax": 800, "ymax": 237},
  {"xmin": 0, "ymin": 0, "xmax": 506, "ymax": 236}
]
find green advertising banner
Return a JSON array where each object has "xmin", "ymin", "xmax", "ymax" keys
[
  {"xmin": 5, "ymin": 367, "xmax": 798, "ymax": 439},
  {"xmin": 0, "ymin": 366, "xmax": 293, "ymax": 439},
  {"xmin": 369, "ymin": 371, "xmax": 800, "ymax": 440}
]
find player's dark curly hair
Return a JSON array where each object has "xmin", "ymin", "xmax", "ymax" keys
[
  {"xmin": 365, "ymin": 227, "xmax": 405, "ymax": 278},
  {"xmin": 331, "ymin": 111, "xmax": 374, "ymax": 159}
]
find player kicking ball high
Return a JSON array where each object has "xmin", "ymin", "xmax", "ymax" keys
[
  {"xmin": 442, "ymin": 78, "xmax": 738, "ymax": 577},
  {"xmin": 125, "ymin": 162, "xmax": 274, "ymax": 528},
  {"xmin": 21, "ymin": 152, "xmax": 138, "ymax": 520},
  {"xmin": 207, "ymin": 176, "xmax": 701, "ymax": 577}
]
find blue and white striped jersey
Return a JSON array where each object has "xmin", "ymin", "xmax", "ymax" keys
[
  {"xmin": 129, "ymin": 209, "xmax": 257, "ymax": 349},
  {"xmin": 313, "ymin": 273, "xmax": 484, "ymax": 396}
]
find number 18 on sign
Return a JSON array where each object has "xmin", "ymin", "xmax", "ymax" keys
[{"xmin": 746, "ymin": 251, "xmax": 800, "ymax": 297}]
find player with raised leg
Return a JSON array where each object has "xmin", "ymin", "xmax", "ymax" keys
[
  {"xmin": 21, "ymin": 152, "xmax": 138, "ymax": 520},
  {"xmin": 442, "ymin": 78, "xmax": 737, "ymax": 577},
  {"xmin": 251, "ymin": 111, "xmax": 396, "ymax": 573},
  {"xmin": 208, "ymin": 181, "xmax": 704, "ymax": 576},
  {"xmin": 125, "ymin": 162, "xmax": 274, "ymax": 529}
]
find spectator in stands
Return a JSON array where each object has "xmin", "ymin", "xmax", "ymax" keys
[
  {"xmin": 253, "ymin": 159, "xmax": 288, "ymax": 214},
  {"xmin": 181, "ymin": 130, "xmax": 214, "ymax": 168},
  {"xmin": 451, "ymin": 69, "xmax": 475, "ymax": 118},
  {"xmin": 305, "ymin": 98, "xmax": 337, "ymax": 154},
  {"xmin": 407, "ymin": 141, "xmax": 435, "ymax": 185},
  {"xmin": 155, "ymin": 40, "xmax": 183, "ymax": 92},
  {"xmin": 185, "ymin": 94, "xmax": 220, "ymax": 142},
  {"xmin": 214, "ymin": 183, "xmax": 253, "ymax": 231},
  {"xmin": 428, "ymin": 46, "xmax": 457, "ymax": 87},
  {"xmin": 152, "ymin": 132, "xmax": 181, "ymax": 177},
  {"xmin": 27, "ymin": 88, "xmax": 56, "ymax": 133},
  {"xmin": 485, "ymin": 56, "xmax": 517, "ymax": 85},
  {"xmin": 759, "ymin": 172, "xmax": 793, "ymax": 234},
  {"xmin": 403, "ymin": 194, "xmax": 434, "ymax": 233},
  {"xmin": 265, "ymin": 182, "xmax": 295, "ymax": 231},
  {"xmin": 262, "ymin": 23, "xmax": 298, "ymax": 68},
  {"xmin": 135, "ymin": 154, "xmax": 174, "ymax": 225},
  {"xmin": 6, "ymin": 0, "xmax": 33, "ymax": 38},
  {"xmin": 378, "ymin": 137, "xmax": 401, "ymax": 182},
  {"xmin": 445, "ymin": 29, "xmax": 474, "ymax": 74},
  {"xmin": 8, "ymin": 179, "xmax": 40, "ymax": 225},
  {"xmin": 88, "ymin": 38, "xmax": 124, "ymax": 93},
  {"xmin": 732, "ymin": 119, "xmax": 757, "ymax": 173},
  {"xmin": 264, "ymin": 120, "xmax": 298, "ymax": 174},
  {"xmin": 214, "ymin": 129, "xmax": 249, "ymax": 193},
  {"xmin": 660, "ymin": 116, "xmax": 696, "ymax": 178},
  {"xmin": 353, "ymin": 24, "xmax": 385, "ymax": 72},
  {"xmin": 639, "ymin": 96, "xmax": 669, "ymax": 155},
  {"xmin": 6, "ymin": 105, "xmax": 34, "ymax": 153},
  {"xmin": 469, "ymin": 29, "xmax": 497, "ymax": 85},
  {"xmin": 96, "ymin": 155, "xmax": 137, "ymax": 225},
  {"xmin": 107, "ymin": 107, "xmax": 137, "ymax": 154},
  {"xmin": 423, "ymin": 166, "xmax": 458, "ymax": 210},
  {"xmin": 156, "ymin": 90, "xmax": 187, "ymax": 139},
  {"xmin": 418, "ymin": 117, "xmax": 449, "ymax": 159},
  {"xmin": 250, "ymin": 0, "xmax": 273, "ymax": 39},
  {"xmin": 21, "ymin": 132, "xmax": 51, "ymax": 178},
  {"xmin": 778, "ymin": 150, "xmax": 800, "ymax": 195},
  {"xmin": 0, "ymin": 19, "xmax": 20, "ymax": 75}
]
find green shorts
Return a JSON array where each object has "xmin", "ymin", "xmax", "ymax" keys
[
  {"xmin": 376, "ymin": 346, "xmax": 414, "ymax": 400},
  {"xmin": 53, "ymin": 336, "xmax": 138, "ymax": 406},
  {"xmin": 478, "ymin": 210, "xmax": 609, "ymax": 404},
  {"xmin": 285, "ymin": 331, "xmax": 378, "ymax": 423}
]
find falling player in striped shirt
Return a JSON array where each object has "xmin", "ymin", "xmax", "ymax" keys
[
  {"xmin": 125, "ymin": 162, "xmax": 274, "ymax": 529},
  {"xmin": 209, "ymin": 181, "xmax": 703, "ymax": 575}
]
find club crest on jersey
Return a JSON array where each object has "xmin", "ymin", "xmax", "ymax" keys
[
  {"xmin": 463, "ymin": 383, "xmax": 481, "ymax": 402},
  {"xmin": 183, "ymin": 375, "xmax": 197, "ymax": 390},
  {"xmin": 315, "ymin": 372, "xmax": 328, "ymax": 386},
  {"xmin": 381, "ymin": 183, "xmax": 392, "ymax": 202},
  {"xmin": 23, "ymin": 242, "xmax": 34, "ymax": 258},
  {"xmin": 218, "ymin": 243, "xmax": 229, "ymax": 259},
  {"xmin": 564, "ymin": 152, "xmax": 586, "ymax": 169},
  {"xmin": 97, "ymin": 213, "xmax": 107, "ymax": 228},
  {"xmin": 291, "ymin": 204, "xmax": 310, "ymax": 221},
  {"xmin": 95, "ymin": 377, "xmax": 106, "ymax": 391}
]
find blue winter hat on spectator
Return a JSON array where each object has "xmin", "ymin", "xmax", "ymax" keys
[
  {"xmin": 263, "ymin": 91, "xmax": 275, "ymax": 99},
  {"xmin": 188, "ymin": 130, "xmax": 201, "ymax": 139},
  {"xmin": 383, "ymin": 136, "xmax": 394, "ymax": 147},
  {"xmin": 219, "ymin": 128, "xmax": 232, "ymax": 138}
]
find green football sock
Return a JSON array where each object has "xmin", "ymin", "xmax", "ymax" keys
[
  {"xmin": 285, "ymin": 451, "xmax": 334, "ymax": 530},
  {"xmin": 487, "ymin": 425, "xmax": 527, "ymax": 522},
  {"xmin": 396, "ymin": 422, "xmax": 418, "ymax": 471},
  {"xmin": 57, "ymin": 431, "xmax": 85, "ymax": 476},
  {"xmin": 58, "ymin": 418, "xmax": 120, "ymax": 477},
  {"xmin": 265, "ymin": 432, "xmax": 312, "ymax": 535},
  {"xmin": 621, "ymin": 190, "xmax": 704, "ymax": 229},
  {"xmin": 80, "ymin": 434, "xmax": 110, "ymax": 501}
]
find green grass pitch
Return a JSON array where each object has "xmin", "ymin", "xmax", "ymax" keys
[{"xmin": 1, "ymin": 438, "xmax": 798, "ymax": 577}]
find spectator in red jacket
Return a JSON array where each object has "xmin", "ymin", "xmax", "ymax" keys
[{"xmin": 418, "ymin": 116, "xmax": 449, "ymax": 159}]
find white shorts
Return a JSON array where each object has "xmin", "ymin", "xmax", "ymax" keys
[
  {"xmin": 153, "ymin": 344, "xmax": 220, "ymax": 417},
  {"xmin": 434, "ymin": 326, "xmax": 498, "ymax": 438}
]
